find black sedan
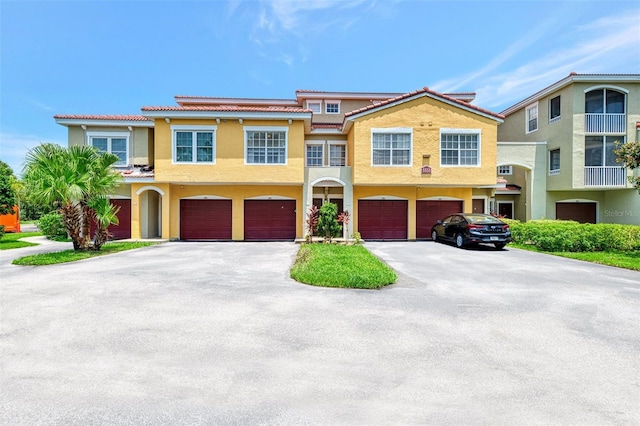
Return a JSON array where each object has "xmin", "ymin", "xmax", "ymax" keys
[{"xmin": 431, "ymin": 213, "xmax": 511, "ymax": 249}]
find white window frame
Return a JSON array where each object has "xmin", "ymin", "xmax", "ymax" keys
[
  {"xmin": 439, "ymin": 128, "xmax": 481, "ymax": 167},
  {"xmin": 549, "ymin": 148, "xmax": 560, "ymax": 175},
  {"xmin": 371, "ymin": 127, "xmax": 413, "ymax": 167},
  {"xmin": 305, "ymin": 142, "xmax": 324, "ymax": 167},
  {"xmin": 498, "ymin": 165, "xmax": 513, "ymax": 175},
  {"xmin": 549, "ymin": 95, "xmax": 561, "ymax": 123},
  {"xmin": 526, "ymin": 102, "xmax": 538, "ymax": 134},
  {"xmin": 244, "ymin": 126, "xmax": 289, "ymax": 165},
  {"xmin": 307, "ymin": 101, "xmax": 321, "ymax": 113},
  {"xmin": 171, "ymin": 125, "xmax": 217, "ymax": 164},
  {"xmin": 325, "ymin": 100, "xmax": 340, "ymax": 114},
  {"xmin": 86, "ymin": 131, "xmax": 130, "ymax": 166},
  {"xmin": 328, "ymin": 141, "xmax": 347, "ymax": 166}
]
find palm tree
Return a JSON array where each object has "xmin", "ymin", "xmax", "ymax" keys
[
  {"xmin": 23, "ymin": 143, "xmax": 122, "ymax": 251},
  {"xmin": 89, "ymin": 196, "xmax": 120, "ymax": 250}
]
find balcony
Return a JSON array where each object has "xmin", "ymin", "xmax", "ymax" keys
[
  {"xmin": 585, "ymin": 113, "xmax": 626, "ymax": 133},
  {"xmin": 584, "ymin": 166, "xmax": 626, "ymax": 187}
]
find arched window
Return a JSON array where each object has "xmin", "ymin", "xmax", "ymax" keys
[
  {"xmin": 585, "ymin": 88, "xmax": 625, "ymax": 114},
  {"xmin": 584, "ymin": 88, "xmax": 626, "ymax": 133}
]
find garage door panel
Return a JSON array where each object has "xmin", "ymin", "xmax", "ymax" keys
[
  {"xmin": 180, "ymin": 199, "xmax": 232, "ymax": 241},
  {"xmin": 108, "ymin": 199, "xmax": 131, "ymax": 240},
  {"xmin": 556, "ymin": 202, "xmax": 596, "ymax": 224},
  {"xmin": 416, "ymin": 200, "xmax": 463, "ymax": 239},
  {"xmin": 244, "ymin": 200, "xmax": 296, "ymax": 241},
  {"xmin": 358, "ymin": 200, "xmax": 407, "ymax": 240}
]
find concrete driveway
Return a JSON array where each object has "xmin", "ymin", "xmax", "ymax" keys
[{"xmin": 1, "ymin": 240, "xmax": 638, "ymax": 425}]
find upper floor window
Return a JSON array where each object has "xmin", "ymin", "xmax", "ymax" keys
[
  {"xmin": 440, "ymin": 129, "xmax": 480, "ymax": 166},
  {"xmin": 87, "ymin": 131, "xmax": 129, "ymax": 166},
  {"xmin": 329, "ymin": 143, "xmax": 346, "ymax": 166},
  {"xmin": 526, "ymin": 103, "xmax": 538, "ymax": 133},
  {"xmin": 325, "ymin": 101, "xmax": 340, "ymax": 114},
  {"xmin": 371, "ymin": 129, "xmax": 412, "ymax": 166},
  {"xmin": 549, "ymin": 148, "xmax": 560, "ymax": 175},
  {"xmin": 307, "ymin": 101, "xmax": 321, "ymax": 113},
  {"xmin": 245, "ymin": 127, "xmax": 287, "ymax": 165},
  {"xmin": 171, "ymin": 125, "xmax": 216, "ymax": 164},
  {"xmin": 585, "ymin": 88, "xmax": 625, "ymax": 114},
  {"xmin": 498, "ymin": 165, "xmax": 512, "ymax": 175},
  {"xmin": 549, "ymin": 96, "xmax": 561, "ymax": 122},
  {"xmin": 585, "ymin": 136, "xmax": 622, "ymax": 167},
  {"xmin": 306, "ymin": 144, "xmax": 324, "ymax": 166}
]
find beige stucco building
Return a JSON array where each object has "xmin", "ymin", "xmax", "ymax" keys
[{"xmin": 497, "ymin": 73, "xmax": 640, "ymax": 224}]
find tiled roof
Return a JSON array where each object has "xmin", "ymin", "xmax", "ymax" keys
[
  {"xmin": 141, "ymin": 105, "xmax": 309, "ymax": 113},
  {"xmin": 311, "ymin": 123, "xmax": 342, "ymax": 129},
  {"xmin": 344, "ymin": 87, "xmax": 504, "ymax": 120},
  {"xmin": 54, "ymin": 114, "xmax": 151, "ymax": 121},
  {"xmin": 501, "ymin": 72, "xmax": 640, "ymax": 116}
]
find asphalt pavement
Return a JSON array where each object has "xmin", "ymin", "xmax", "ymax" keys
[{"xmin": 1, "ymin": 239, "xmax": 638, "ymax": 425}]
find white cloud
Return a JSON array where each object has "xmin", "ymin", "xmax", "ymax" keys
[
  {"xmin": 246, "ymin": 0, "xmax": 375, "ymax": 66},
  {"xmin": 0, "ymin": 132, "xmax": 64, "ymax": 177},
  {"xmin": 432, "ymin": 8, "xmax": 640, "ymax": 112}
]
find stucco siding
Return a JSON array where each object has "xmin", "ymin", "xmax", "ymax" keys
[
  {"xmin": 351, "ymin": 97, "xmax": 499, "ymax": 186},
  {"xmin": 153, "ymin": 119, "xmax": 305, "ymax": 184}
]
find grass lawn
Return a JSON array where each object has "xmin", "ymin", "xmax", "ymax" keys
[
  {"xmin": 510, "ymin": 243, "xmax": 640, "ymax": 271},
  {"xmin": 290, "ymin": 243, "xmax": 397, "ymax": 289},
  {"xmin": 0, "ymin": 232, "xmax": 42, "ymax": 250},
  {"xmin": 12, "ymin": 241, "xmax": 157, "ymax": 266}
]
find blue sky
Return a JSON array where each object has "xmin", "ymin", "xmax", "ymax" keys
[{"xmin": 1, "ymin": 0, "xmax": 639, "ymax": 175}]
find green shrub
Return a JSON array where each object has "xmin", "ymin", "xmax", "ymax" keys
[
  {"xmin": 317, "ymin": 202, "xmax": 342, "ymax": 241},
  {"xmin": 0, "ymin": 225, "xmax": 5, "ymax": 240},
  {"xmin": 37, "ymin": 212, "xmax": 67, "ymax": 240},
  {"xmin": 508, "ymin": 219, "xmax": 640, "ymax": 252}
]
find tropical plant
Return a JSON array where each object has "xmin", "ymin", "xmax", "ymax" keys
[
  {"xmin": 37, "ymin": 212, "xmax": 67, "ymax": 240},
  {"xmin": 338, "ymin": 210, "xmax": 351, "ymax": 240},
  {"xmin": 317, "ymin": 202, "xmax": 342, "ymax": 241},
  {"xmin": 88, "ymin": 196, "xmax": 120, "ymax": 250},
  {"xmin": 305, "ymin": 204, "xmax": 319, "ymax": 239},
  {"xmin": 614, "ymin": 140, "xmax": 640, "ymax": 192},
  {"xmin": 22, "ymin": 143, "xmax": 122, "ymax": 251}
]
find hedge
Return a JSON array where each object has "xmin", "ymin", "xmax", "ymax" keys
[{"xmin": 504, "ymin": 219, "xmax": 640, "ymax": 252}]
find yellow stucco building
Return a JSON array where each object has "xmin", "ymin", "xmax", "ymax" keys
[{"xmin": 55, "ymin": 87, "xmax": 505, "ymax": 241}]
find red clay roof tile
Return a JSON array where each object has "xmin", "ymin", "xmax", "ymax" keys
[{"xmin": 343, "ymin": 87, "xmax": 503, "ymax": 120}]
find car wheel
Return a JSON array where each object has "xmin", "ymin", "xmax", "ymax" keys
[
  {"xmin": 494, "ymin": 242, "xmax": 506, "ymax": 250},
  {"xmin": 455, "ymin": 234, "xmax": 465, "ymax": 248},
  {"xmin": 431, "ymin": 230, "xmax": 438, "ymax": 242}
]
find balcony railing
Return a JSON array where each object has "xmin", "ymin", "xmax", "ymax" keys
[
  {"xmin": 584, "ymin": 166, "xmax": 626, "ymax": 186},
  {"xmin": 585, "ymin": 113, "xmax": 626, "ymax": 133}
]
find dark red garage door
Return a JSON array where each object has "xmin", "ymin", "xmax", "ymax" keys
[
  {"xmin": 180, "ymin": 199, "xmax": 232, "ymax": 241},
  {"xmin": 556, "ymin": 202, "xmax": 596, "ymax": 223},
  {"xmin": 244, "ymin": 200, "xmax": 296, "ymax": 240},
  {"xmin": 109, "ymin": 199, "xmax": 131, "ymax": 240},
  {"xmin": 416, "ymin": 200, "xmax": 463, "ymax": 239},
  {"xmin": 358, "ymin": 200, "xmax": 408, "ymax": 240}
]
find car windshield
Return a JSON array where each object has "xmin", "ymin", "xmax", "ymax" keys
[{"xmin": 465, "ymin": 214, "xmax": 503, "ymax": 224}]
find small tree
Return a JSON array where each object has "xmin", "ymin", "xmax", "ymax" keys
[
  {"xmin": 0, "ymin": 161, "xmax": 17, "ymax": 240},
  {"xmin": 615, "ymin": 140, "xmax": 640, "ymax": 193},
  {"xmin": 317, "ymin": 202, "xmax": 342, "ymax": 242},
  {"xmin": 23, "ymin": 143, "xmax": 122, "ymax": 251},
  {"xmin": 338, "ymin": 210, "xmax": 350, "ymax": 240},
  {"xmin": 305, "ymin": 205, "xmax": 319, "ymax": 240},
  {"xmin": 0, "ymin": 160, "xmax": 17, "ymax": 216}
]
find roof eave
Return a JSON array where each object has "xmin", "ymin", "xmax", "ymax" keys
[
  {"xmin": 501, "ymin": 73, "xmax": 640, "ymax": 116},
  {"xmin": 344, "ymin": 92, "xmax": 503, "ymax": 124},
  {"xmin": 55, "ymin": 118, "xmax": 154, "ymax": 128},
  {"xmin": 140, "ymin": 110, "xmax": 313, "ymax": 121}
]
